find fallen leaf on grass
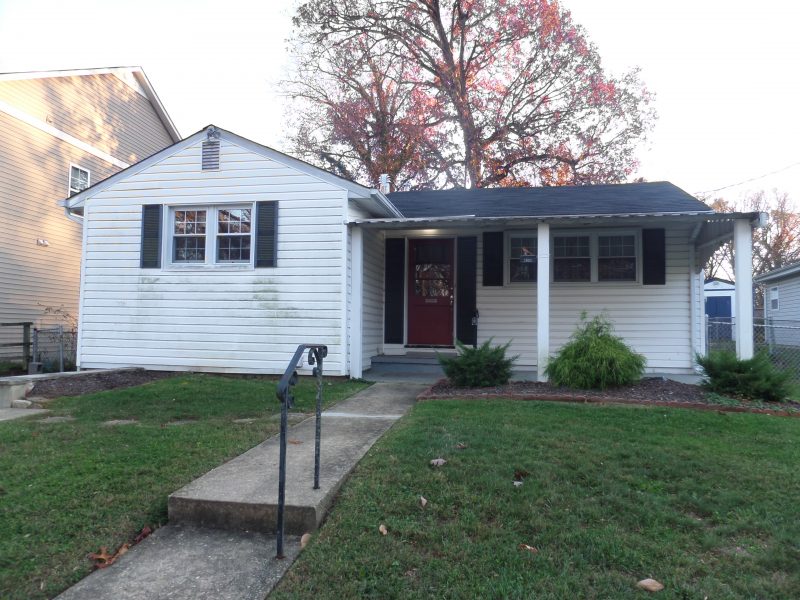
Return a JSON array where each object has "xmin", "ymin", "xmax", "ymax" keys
[
  {"xmin": 513, "ymin": 481, "xmax": 523, "ymax": 487},
  {"xmin": 513, "ymin": 469, "xmax": 530, "ymax": 481},
  {"xmin": 133, "ymin": 526, "xmax": 152, "ymax": 544},
  {"xmin": 518, "ymin": 544, "xmax": 539, "ymax": 554},
  {"xmin": 419, "ymin": 496, "xmax": 428, "ymax": 508},
  {"xmin": 88, "ymin": 544, "xmax": 130, "ymax": 569},
  {"xmin": 456, "ymin": 442, "xmax": 468, "ymax": 450},
  {"xmin": 636, "ymin": 578, "xmax": 664, "ymax": 592},
  {"xmin": 430, "ymin": 458, "xmax": 447, "ymax": 467},
  {"xmin": 288, "ymin": 439, "xmax": 303, "ymax": 445},
  {"xmin": 301, "ymin": 533, "xmax": 311, "ymax": 548},
  {"xmin": 379, "ymin": 524, "xmax": 388, "ymax": 536}
]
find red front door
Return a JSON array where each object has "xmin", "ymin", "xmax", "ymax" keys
[{"xmin": 407, "ymin": 238, "xmax": 454, "ymax": 346}]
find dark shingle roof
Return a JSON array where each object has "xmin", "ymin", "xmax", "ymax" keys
[{"xmin": 387, "ymin": 182, "xmax": 710, "ymax": 218}]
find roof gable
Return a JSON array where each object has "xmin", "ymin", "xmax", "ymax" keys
[{"xmin": 0, "ymin": 66, "xmax": 180, "ymax": 142}]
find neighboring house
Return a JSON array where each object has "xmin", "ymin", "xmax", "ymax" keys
[
  {"xmin": 62, "ymin": 125, "xmax": 763, "ymax": 380},
  {"xmin": 754, "ymin": 262, "xmax": 800, "ymax": 347},
  {"xmin": 704, "ymin": 277, "xmax": 735, "ymax": 341},
  {"xmin": 0, "ymin": 66, "xmax": 179, "ymax": 359}
]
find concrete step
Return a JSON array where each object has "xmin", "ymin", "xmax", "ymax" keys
[
  {"xmin": 371, "ymin": 352, "xmax": 455, "ymax": 366},
  {"xmin": 56, "ymin": 524, "xmax": 301, "ymax": 600},
  {"xmin": 168, "ymin": 382, "xmax": 424, "ymax": 536}
]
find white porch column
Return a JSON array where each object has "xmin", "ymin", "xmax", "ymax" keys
[
  {"xmin": 537, "ymin": 223, "xmax": 550, "ymax": 381},
  {"xmin": 350, "ymin": 226, "xmax": 364, "ymax": 378},
  {"xmin": 733, "ymin": 219, "xmax": 754, "ymax": 359}
]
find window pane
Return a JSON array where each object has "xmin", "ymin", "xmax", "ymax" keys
[
  {"xmin": 554, "ymin": 236, "xmax": 589, "ymax": 258},
  {"xmin": 173, "ymin": 236, "xmax": 206, "ymax": 262},
  {"xmin": 217, "ymin": 235, "xmax": 251, "ymax": 262},
  {"xmin": 553, "ymin": 257, "xmax": 591, "ymax": 281},
  {"xmin": 598, "ymin": 257, "xmax": 636, "ymax": 281}
]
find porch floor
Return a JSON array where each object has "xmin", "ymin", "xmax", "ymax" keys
[{"xmin": 364, "ymin": 354, "xmax": 701, "ymax": 386}]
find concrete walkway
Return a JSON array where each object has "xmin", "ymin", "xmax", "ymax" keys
[
  {"xmin": 0, "ymin": 407, "xmax": 49, "ymax": 422},
  {"xmin": 57, "ymin": 382, "xmax": 425, "ymax": 600}
]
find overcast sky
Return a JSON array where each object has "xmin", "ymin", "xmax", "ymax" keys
[{"xmin": 1, "ymin": 0, "xmax": 798, "ymax": 201}]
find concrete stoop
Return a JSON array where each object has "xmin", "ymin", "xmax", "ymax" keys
[{"xmin": 55, "ymin": 382, "xmax": 424, "ymax": 600}]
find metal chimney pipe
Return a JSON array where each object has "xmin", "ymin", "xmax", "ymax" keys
[{"xmin": 378, "ymin": 173, "xmax": 391, "ymax": 194}]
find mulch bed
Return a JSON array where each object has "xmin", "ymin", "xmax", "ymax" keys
[
  {"xmin": 419, "ymin": 377, "xmax": 800, "ymax": 417},
  {"xmin": 29, "ymin": 369, "xmax": 178, "ymax": 398}
]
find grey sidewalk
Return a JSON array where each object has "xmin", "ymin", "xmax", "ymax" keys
[{"xmin": 57, "ymin": 382, "xmax": 425, "ymax": 600}]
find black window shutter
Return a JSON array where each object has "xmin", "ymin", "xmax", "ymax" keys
[
  {"xmin": 140, "ymin": 204, "xmax": 162, "ymax": 268},
  {"xmin": 642, "ymin": 228, "xmax": 666, "ymax": 285},
  {"xmin": 456, "ymin": 236, "xmax": 478, "ymax": 346},
  {"xmin": 255, "ymin": 201, "xmax": 278, "ymax": 267},
  {"xmin": 384, "ymin": 238, "xmax": 405, "ymax": 344},
  {"xmin": 482, "ymin": 231, "xmax": 504, "ymax": 286}
]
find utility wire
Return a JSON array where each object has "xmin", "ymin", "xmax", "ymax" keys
[{"xmin": 694, "ymin": 160, "xmax": 800, "ymax": 196}]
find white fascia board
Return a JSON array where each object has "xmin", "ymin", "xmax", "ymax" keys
[
  {"xmin": 60, "ymin": 130, "xmax": 204, "ymax": 208},
  {"xmin": 352, "ymin": 211, "xmax": 715, "ymax": 227}
]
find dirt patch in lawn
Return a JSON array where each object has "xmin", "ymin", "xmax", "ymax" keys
[
  {"xmin": 29, "ymin": 369, "xmax": 178, "ymax": 398},
  {"xmin": 420, "ymin": 377, "xmax": 800, "ymax": 416}
]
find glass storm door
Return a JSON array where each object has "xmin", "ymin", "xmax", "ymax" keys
[{"xmin": 407, "ymin": 238, "xmax": 455, "ymax": 346}]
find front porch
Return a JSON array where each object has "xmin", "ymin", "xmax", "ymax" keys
[{"xmin": 350, "ymin": 209, "xmax": 763, "ymax": 381}]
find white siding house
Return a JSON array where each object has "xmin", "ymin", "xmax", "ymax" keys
[
  {"xmin": 64, "ymin": 125, "xmax": 763, "ymax": 380},
  {"xmin": 755, "ymin": 263, "xmax": 800, "ymax": 347}
]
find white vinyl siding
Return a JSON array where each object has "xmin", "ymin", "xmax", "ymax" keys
[
  {"xmin": 474, "ymin": 225, "xmax": 694, "ymax": 373},
  {"xmin": 764, "ymin": 277, "xmax": 800, "ymax": 346},
  {"xmin": 361, "ymin": 227, "xmax": 385, "ymax": 370},
  {"xmin": 78, "ymin": 138, "xmax": 351, "ymax": 375}
]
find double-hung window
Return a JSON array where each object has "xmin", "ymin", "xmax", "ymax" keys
[
  {"xmin": 508, "ymin": 234, "xmax": 537, "ymax": 282},
  {"xmin": 552, "ymin": 231, "xmax": 639, "ymax": 283},
  {"xmin": 170, "ymin": 205, "xmax": 253, "ymax": 266},
  {"xmin": 771, "ymin": 287, "xmax": 780, "ymax": 311},
  {"xmin": 598, "ymin": 234, "xmax": 636, "ymax": 281},
  {"xmin": 69, "ymin": 165, "xmax": 90, "ymax": 196},
  {"xmin": 553, "ymin": 235, "xmax": 591, "ymax": 282}
]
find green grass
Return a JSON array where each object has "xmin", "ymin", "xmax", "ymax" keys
[
  {"xmin": 0, "ymin": 374, "xmax": 368, "ymax": 600},
  {"xmin": 0, "ymin": 361, "xmax": 24, "ymax": 376},
  {"xmin": 274, "ymin": 400, "xmax": 800, "ymax": 599}
]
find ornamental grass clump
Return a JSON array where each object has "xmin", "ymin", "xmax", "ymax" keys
[
  {"xmin": 696, "ymin": 350, "xmax": 791, "ymax": 402},
  {"xmin": 546, "ymin": 313, "xmax": 645, "ymax": 389},
  {"xmin": 438, "ymin": 340, "xmax": 518, "ymax": 387}
]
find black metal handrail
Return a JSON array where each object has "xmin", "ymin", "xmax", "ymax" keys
[{"xmin": 275, "ymin": 343, "xmax": 327, "ymax": 559}]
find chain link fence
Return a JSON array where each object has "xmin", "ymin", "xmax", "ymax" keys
[
  {"xmin": 31, "ymin": 326, "xmax": 77, "ymax": 373},
  {"xmin": 707, "ymin": 317, "xmax": 800, "ymax": 381}
]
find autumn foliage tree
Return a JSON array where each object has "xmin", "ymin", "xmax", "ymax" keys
[
  {"xmin": 287, "ymin": 0, "xmax": 655, "ymax": 190},
  {"xmin": 703, "ymin": 190, "xmax": 800, "ymax": 282}
]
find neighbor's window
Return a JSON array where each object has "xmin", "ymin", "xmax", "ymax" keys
[
  {"xmin": 173, "ymin": 209, "xmax": 207, "ymax": 262},
  {"xmin": 216, "ymin": 208, "xmax": 252, "ymax": 262},
  {"xmin": 771, "ymin": 287, "xmax": 779, "ymax": 310},
  {"xmin": 509, "ymin": 234, "xmax": 537, "ymax": 282},
  {"xmin": 69, "ymin": 165, "xmax": 90, "ymax": 196},
  {"xmin": 598, "ymin": 235, "xmax": 636, "ymax": 281},
  {"xmin": 553, "ymin": 235, "xmax": 590, "ymax": 282}
]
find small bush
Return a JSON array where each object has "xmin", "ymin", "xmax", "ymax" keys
[
  {"xmin": 438, "ymin": 340, "xmax": 518, "ymax": 387},
  {"xmin": 696, "ymin": 350, "xmax": 791, "ymax": 402},
  {"xmin": 546, "ymin": 313, "xmax": 645, "ymax": 389}
]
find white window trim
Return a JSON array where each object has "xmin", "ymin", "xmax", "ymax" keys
[
  {"xmin": 770, "ymin": 286, "xmax": 780, "ymax": 311},
  {"xmin": 163, "ymin": 203, "xmax": 256, "ymax": 270},
  {"xmin": 551, "ymin": 228, "xmax": 642, "ymax": 284},
  {"xmin": 505, "ymin": 231, "xmax": 538, "ymax": 285},
  {"xmin": 68, "ymin": 164, "xmax": 90, "ymax": 197}
]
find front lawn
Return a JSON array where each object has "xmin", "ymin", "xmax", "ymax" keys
[
  {"xmin": 0, "ymin": 374, "xmax": 368, "ymax": 600},
  {"xmin": 275, "ymin": 400, "xmax": 800, "ymax": 599}
]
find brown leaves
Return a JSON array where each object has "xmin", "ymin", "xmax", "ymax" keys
[
  {"xmin": 88, "ymin": 544, "xmax": 128, "ymax": 569},
  {"xmin": 455, "ymin": 442, "xmax": 468, "ymax": 450},
  {"xmin": 301, "ymin": 533, "xmax": 312, "ymax": 549},
  {"xmin": 288, "ymin": 439, "xmax": 303, "ymax": 445},
  {"xmin": 518, "ymin": 543, "xmax": 539, "ymax": 554},
  {"xmin": 419, "ymin": 496, "xmax": 428, "ymax": 509},
  {"xmin": 88, "ymin": 526, "xmax": 152, "ymax": 569}
]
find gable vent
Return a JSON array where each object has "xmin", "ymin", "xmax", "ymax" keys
[{"xmin": 202, "ymin": 141, "xmax": 220, "ymax": 170}]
